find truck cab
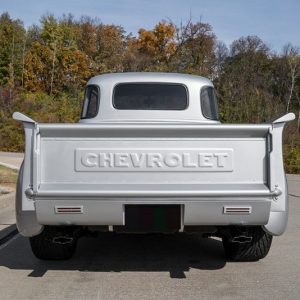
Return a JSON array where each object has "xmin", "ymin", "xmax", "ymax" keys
[{"xmin": 80, "ymin": 73, "xmax": 219, "ymax": 124}]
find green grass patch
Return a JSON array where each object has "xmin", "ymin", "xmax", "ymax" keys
[
  {"xmin": 284, "ymin": 144, "xmax": 300, "ymax": 174},
  {"xmin": 0, "ymin": 165, "xmax": 18, "ymax": 185}
]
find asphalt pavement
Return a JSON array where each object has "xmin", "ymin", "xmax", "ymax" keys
[
  {"xmin": 0, "ymin": 153, "xmax": 299, "ymax": 300},
  {"xmin": 0, "ymin": 151, "xmax": 24, "ymax": 170}
]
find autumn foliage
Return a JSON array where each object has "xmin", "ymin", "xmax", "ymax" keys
[{"xmin": 0, "ymin": 13, "xmax": 300, "ymax": 173}]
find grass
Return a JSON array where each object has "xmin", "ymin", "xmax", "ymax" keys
[
  {"xmin": 284, "ymin": 144, "xmax": 300, "ymax": 174},
  {"xmin": 0, "ymin": 165, "xmax": 18, "ymax": 186}
]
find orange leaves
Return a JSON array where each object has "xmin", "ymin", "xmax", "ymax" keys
[
  {"xmin": 23, "ymin": 42, "xmax": 52, "ymax": 92},
  {"xmin": 138, "ymin": 29, "xmax": 157, "ymax": 55},
  {"xmin": 23, "ymin": 41, "xmax": 91, "ymax": 93},
  {"xmin": 58, "ymin": 48, "xmax": 91, "ymax": 86},
  {"xmin": 137, "ymin": 22, "xmax": 176, "ymax": 66}
]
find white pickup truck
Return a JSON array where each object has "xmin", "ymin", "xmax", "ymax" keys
[{"xmin": 13, "ymin": 72, "xmax": 295, "ymax": 261}]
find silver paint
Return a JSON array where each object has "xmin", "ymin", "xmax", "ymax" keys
[{"xmin": 12, "ymin": 72, "xmax": 295, "ymax": 237}]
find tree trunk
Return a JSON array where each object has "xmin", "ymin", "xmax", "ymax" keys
[
  {"xmin": 21, "ymin": 33, "xmax": 27, "ymax": 89},
  {"xmin": 286, "ymin": 67, "xmax": 295, "ymax": 113},
  {"xmin": 8, "ymin": 34, "xmax": 15, "ymax": 101},
  {"xmin": 296, "ymin": 94, "xmax": 300, "ymax": 134},
  {"xmin": 50, "ymin": 41, "xmax": 57, "ymax": 95}
]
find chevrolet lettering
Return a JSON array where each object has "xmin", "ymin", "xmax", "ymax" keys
[{"xmin": 76, "ymin": 149, "xmax": 233, "ymax": 171}]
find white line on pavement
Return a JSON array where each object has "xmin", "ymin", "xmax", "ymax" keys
[
  {"xmin": 0, "ymin": 234, "xmax": 20, "ymax": 250},
  {"xmin": 0, "ymin": 162, "xmax": 20, "ymax": 170}
]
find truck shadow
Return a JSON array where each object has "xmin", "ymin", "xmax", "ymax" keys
[{"xmin": 0, "ymin": 229, "xmax": 226, "ymax": 278}]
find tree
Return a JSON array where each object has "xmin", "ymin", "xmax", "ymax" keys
[
  {"xmin": 94, "ymin": 24, "xmax": 126, "ymax": 73},
  {"xmin": 0, "ymin": 12, "xmax": 25, "ymax": 88},
  {"xmin": 23, "ymin": 42, "xmax": 52, "ymax": 92},
  {"xmin": 215, "ymin": 36, "xmax": 281, "ymax": 123},
  {"xmin": 169, "ymin": 20, "xmax": 216, "ymax": 77},
  {"xmin": 24, "ymin": 14, "xmax": 91, "ymax": 94},
  {"xmin": 40, "ymin": 14, "xmax": 62, "ymax": 94},
  {"xmin": 77, "ymin": 16, "xmax": 98, "ymax": 60},
  {"xmin": 212, "ymin": 40, "xmax": 228, "ymax": 80},
  {"xmin": 282, "ymin": 44, "xmax": 300, "ymax": 112},
  {"xmin": 137, "ymin": 21, "xmax": 176, "ymax": 71}
]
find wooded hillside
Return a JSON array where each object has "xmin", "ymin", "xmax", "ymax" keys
[{"xmin": 0, "ymin": 13, "xmax": 299, "ymax": 173}]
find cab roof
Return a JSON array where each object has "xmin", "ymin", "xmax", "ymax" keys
[
  {"xmin": 81, "ymin": 72, "xmax": 218, "ymax": 124},
  {"xmin": 87, "ymin": 72, "xmax": 213, "ymax": 87}
]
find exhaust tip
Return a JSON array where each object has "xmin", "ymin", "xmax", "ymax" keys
[
  {"xmin": 52, "ymin": 236, "xmax": 74, "ymax": 244},
  {"xmin": 231, "ymin": 235, "xmax": 253, "ymax": 243}
]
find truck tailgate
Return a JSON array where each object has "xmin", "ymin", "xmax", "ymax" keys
[
  {"xmin": 32, "ymin": 123, "xmax": 274, "ymax": 198},
  {"xmin": 16, "ymin": 111, "xmax": 295, "ymax": 231}
]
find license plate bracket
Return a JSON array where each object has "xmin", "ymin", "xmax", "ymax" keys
[{"xmin": 116, "ymin": 205, "xmax": 181, "ymax": 233}]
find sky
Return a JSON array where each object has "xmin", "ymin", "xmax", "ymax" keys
[{"xmin": 0, "ymin": 0, "xmax": 299, "ymax": 52}]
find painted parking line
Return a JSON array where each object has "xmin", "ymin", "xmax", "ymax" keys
[
  {"xmin": 0, "ymin": 161, "xmax": 20, "ymax": 170},
  {"xmin": 0, "ymin": 233, "xmax": 20, "ymax": 250}
]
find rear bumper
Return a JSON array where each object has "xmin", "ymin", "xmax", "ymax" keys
[{"xmin": 33, "ymin": 198, "xmax": 272, "ymax": 227}]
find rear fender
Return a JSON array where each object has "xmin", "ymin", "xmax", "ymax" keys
[
  {"xmin": 13, "ymin": 112, "xmax": 43, "ymax": 237},
  {"xmin": 263, "ymin": 113, "xmax": 295, "ymax": 235}
]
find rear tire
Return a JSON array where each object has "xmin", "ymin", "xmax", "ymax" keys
[
  {"xmin": 29, "ymin": 226, "xmax": 78, "ymax": 260},
  {"xmin": 222, "ymin": 226, "xmax": 273, "ymax": 261}
]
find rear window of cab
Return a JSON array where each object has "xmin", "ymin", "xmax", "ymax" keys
[
  {"xmin": 113, "ymin": 83, "xmax": 188, "ymax": 110},
  {"xmin": 200, "ymin": 86, "xmax": 219, "ymax": 120},
  {"xmin": 81, "ymin": 83, "xmax": 218, "ymax": 120},
  {"xmin": 81, "ymin": 85, "xmax": 99, "ymax": 119}
]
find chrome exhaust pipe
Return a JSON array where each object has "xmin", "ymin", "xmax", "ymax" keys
[
  {"xmin": 52, "ymin": 236, "xmax": 74, "ymax": 244},
  {"xmin": 230, "ymin": 235, "xmax": 253, "ymax": 243}
]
